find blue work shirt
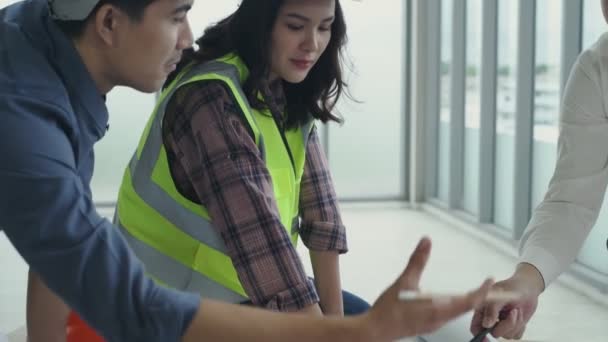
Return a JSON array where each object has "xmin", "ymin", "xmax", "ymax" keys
[{"xmin": 0, "ymin": 1, "xmax": 200, "ymax": 341}]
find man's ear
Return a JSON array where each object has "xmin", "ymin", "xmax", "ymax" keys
[{"xmin": 92, "ymin": 5, "xmax": 126, "ymax": 47}]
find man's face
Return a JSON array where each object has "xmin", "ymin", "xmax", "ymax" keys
[{"xmin": 107, "ymin": 0, "xmax": 194, "ymax": 93}]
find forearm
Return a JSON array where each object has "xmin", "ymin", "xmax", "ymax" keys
[
  {"xmin": 1, "ymin": 176, "xmax": 199, "ymax": 341},
  {"xmin": 297, "ymin": 303, "xmax": 324, "ymax": 316},
  {"xmin": 183, "ymin": 299, "xmax": 368, "ymax": 342},
  {"xmin": 519, "ymin": 200, "xmax": 599, "ymax": 286},
  {"xmin": 310, "ymin": 250, "xmax": 343, "ymax": 316},
  {"xmin": 300, "ymin": 129, "xmax": 346, "ymax": 316},
  {"xmin": 205, "ymin": 192, "xmax": 320, "ymax": 311},
  {"xmin": 27, "ymin": 270, "xmax": 69, "ymax": 342}
]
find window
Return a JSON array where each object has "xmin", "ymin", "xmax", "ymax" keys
[
  {"xmin": 462, "ymin": 0, "xmax": 482, "ymax": 215},
  {"xmin": 583, "ymin": 0, "xmax": 606, "ymax": 49},
  {"xmin": 90, "ymin": 90, "xmax": 155, "ymax": 204},
  {"xmin": 0, "ymin": 0, "xmax": 20, "ymax": 7},
  {"xmin": 493, "ymin": 0, "xmax": 519, "ymax": 230},
  {"xmin": 437, "ymin": 0, "xmax": 454, "ymax": 203},
  {"xmin": 328, "ymin": 1, "xmax": 407, "ymax": 199},
  {"xmin": 530, "ymin": 0, "xmax": 561, "ymax": 210}
]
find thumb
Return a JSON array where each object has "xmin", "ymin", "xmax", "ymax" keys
[{"xmin": 398, "ymin": 237, "xmax": 432, "ymax": 288}]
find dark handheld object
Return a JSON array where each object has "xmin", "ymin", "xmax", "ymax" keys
[
  {"xmin": 469, "ymin": 309, "xmax": 510, "ymax": 342},
  {"xmin": 469, "ymin": 324, "xmax": 496, "ymax": 342}
]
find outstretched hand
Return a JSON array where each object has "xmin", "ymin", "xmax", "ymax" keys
[{"xmin": 364, "ymin": 237, "xmax": 494, "ymax": 341}]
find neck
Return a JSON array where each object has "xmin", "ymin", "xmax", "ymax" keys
[{"xmin": 73, "ymin": 36, "xmax": 115, "ymax": 95}]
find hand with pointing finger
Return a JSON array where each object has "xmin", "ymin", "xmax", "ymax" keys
[{"xmin": 363, "ymin": 237, "xmax": 495, "ymax": 341}]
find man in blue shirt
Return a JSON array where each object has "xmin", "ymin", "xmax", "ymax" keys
[{"xmin": 0, "ymin": 1, "xmax": 494, "ymax": 341}]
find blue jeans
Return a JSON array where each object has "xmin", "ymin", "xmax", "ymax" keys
[{"xmin": 342, "ymin": 289, "xmax": 370, "ymax": 315}]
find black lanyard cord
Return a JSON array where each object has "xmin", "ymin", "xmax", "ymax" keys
[{"xmin": 269, "ymin": 109, "xmax": 297, "ymax": 177}]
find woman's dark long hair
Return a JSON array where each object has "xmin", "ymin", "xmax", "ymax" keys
[{"xmin": 166, "ymin": 0, "xmax": 349, "ymax": 129}]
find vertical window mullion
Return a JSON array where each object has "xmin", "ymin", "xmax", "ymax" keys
[
  {"xmin": 478, "ymin": 0, "xmax": 498, "ymax": 223},
  {"xmin": 424, "ymin": 0, "xmax": 442, "ymax": 200},
  {"xmin": 449, "ymin": 0, "xmax": 467, "ymax": 209},
  {"xmin": 512, "ymin": 0, "xmax": 536, "ymax": 238},
  {"xmin": 561, "ymin": 0, "xmax": 583, "ymax": 94}
]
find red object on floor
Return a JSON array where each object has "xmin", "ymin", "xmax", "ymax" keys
[{"xmin": 66, "ymin": 311, "xmax": 106, "ymax": 342}]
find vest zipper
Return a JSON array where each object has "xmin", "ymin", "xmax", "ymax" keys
[{"xmin": 270, "ymin": 111, "xmax": 297, "ymax": 177}]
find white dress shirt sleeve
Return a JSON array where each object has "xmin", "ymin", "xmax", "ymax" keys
[{"xmin": 520, "ymin": 33, "xmax": 608, "ymax": 286}]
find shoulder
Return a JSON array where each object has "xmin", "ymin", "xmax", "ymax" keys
[
  {"xmin": 167, "ymin": 57, "xmax": 247, "ymax": 109},
  {"xmin": 164, "ymin": 79, "xmax": 237, "ymax": 125},
  {"xmin": 171, "ymin": 79, "xmax": 235, "ymax": 109},
  {"xmin": 163, "ymin": 78, "xmax": 243, "ymax": 135},
  {"xmin": 0, "ymin": 22, "xmax": 76, "ymax": 161},
  {"xmin": 559, "ymin": 35, "xmax": 608, "ymax": 122},
  {"xmin": 575, "ymin": 33, "xmax": 608, "ymax": 83},
  {"xmin": 0, "ymin": 21, "xmax": 72, "ymax": 116}
]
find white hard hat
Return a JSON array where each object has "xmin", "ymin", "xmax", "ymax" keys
[{"xmin": 48, "ymin": 0, "xmax": 101, "ymax": 21}]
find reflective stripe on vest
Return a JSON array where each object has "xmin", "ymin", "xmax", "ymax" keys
[{"xmin": 116, "ymin": 55, "xmax": 313, "ymax": 302}]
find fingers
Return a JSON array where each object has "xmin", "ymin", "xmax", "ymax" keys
[
  {"xmin": 513, "ymin": 309, "xmax": 527, "ymax": 339},
  {"xmin": 492, "ymin": 308, "xmax": 527, "ymax": 339},
  {"xmin": 471, "ymin": 279, "xmax": 495, "ymax": 308},
  {"xmin": 512, "ymin": 325, "xmax": 526, "ymax": 340},
  {"xmin": 470, "ymin": 308, "xmax": 485, "ymax": 335},
  {"xmin": 476, "ymin": 298, "xmax": 531, "ymax": 340},
  {"xmin": 399, "ymin": 237, "xmax": 432, "ymax": 288},
  {"xmin": 491, "ymin": 308, "xmax": 516, "ymax": 336},
  {"xmin": 470, "ymin": 299, "xmax": 500, "ymax": 335},
  {"xmin": 432, "ymin": 279, "xmax": 494, "ymax": 323},
  {"xmin": 482, "ymin": 301, "xmax": 502, "ymax": 328},
  {"xmin": 480, "ymin": 301, "xmax": 522, "ymax": 339}
]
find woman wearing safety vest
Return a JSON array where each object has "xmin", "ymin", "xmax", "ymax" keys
[{"xmin": 68, "ymin": 0, "xmax": 366, "ymax": 340}]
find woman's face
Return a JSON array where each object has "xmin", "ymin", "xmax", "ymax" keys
[{"xmin": 269, "ymin": 0, "xmax": 336, "ymax": 83}]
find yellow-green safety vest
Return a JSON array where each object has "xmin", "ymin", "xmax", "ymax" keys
[{"xmin": 115, "ymin": 54, "xmax": 314, "ymax": 303}]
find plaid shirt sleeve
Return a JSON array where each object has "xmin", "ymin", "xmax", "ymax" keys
[
  {"xmin": 161, "ymin": 81, "xmax": 319, "ymax": 312},
  {"xmin": 298, "ymin": 126, "xmax": 348, "ymax": 253}
]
